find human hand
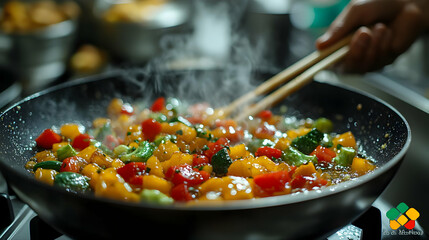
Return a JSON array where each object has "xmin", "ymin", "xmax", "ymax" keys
[{"xmin": 316, "ymin": 0, "xmax": 429, "ymax": 73}]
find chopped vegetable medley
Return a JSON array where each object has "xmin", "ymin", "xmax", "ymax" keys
[{"xmin": 26, "ymin": 97, "xmax": 376, "ymax": 204}]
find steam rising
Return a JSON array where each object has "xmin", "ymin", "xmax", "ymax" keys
[{"xmin": 118, "ymin": 0, "xmax": 259, "ymax": 108}]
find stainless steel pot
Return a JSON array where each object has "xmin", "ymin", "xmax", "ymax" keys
[
  {"xmin": 93, "ymin": 0, "xmax": 191, "ymax": 64},
  {"xmin": 0, "ymin": 19, "xmax": 77, "ymax": 93}
]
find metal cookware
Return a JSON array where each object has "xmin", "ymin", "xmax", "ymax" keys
[{"xmin": 0, "ymin": 70, "xmax": 411, "ymax": 239}]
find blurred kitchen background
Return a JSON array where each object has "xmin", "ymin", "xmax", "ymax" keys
[{"xmin": 0, "ymin": 0, "xmax": 428, "ymax": 239}]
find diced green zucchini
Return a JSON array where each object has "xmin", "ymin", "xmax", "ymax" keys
[
  {"xmin": 332, "ymin": 147, "xmax": 356, "ymax": 166},
  {"xmin": 33, "ymin": 161, "xmax": 62, "ymax": 172},
  {"xmin": 140, "ymin": 189, "xmax": 174, "ymax": 205},
  {"xmin": 282, "ymin": 146, "xmax": 317, "ymax": 166},
  {"xmin": 57, "ymin": 144, "xmax": 77, "ymax": 161},
  {"xmin": 313, "ymin": 117, "xmax": 333, "ymax": 133},
  {"xmin": 211, "ymin": 148, "xmax": 232, "ymax": 176},
  {"xmin": 113, "ymin": 144, "xmax": 130, "ymax": 157},
  {"xmin": 54, "ymin": 172, "xmax": 89, "ymax": 193}
]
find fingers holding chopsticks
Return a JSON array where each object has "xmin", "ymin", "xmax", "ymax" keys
[{"xmin": 316, "ymin": 0, "xmax": 429, "ymax": 74}]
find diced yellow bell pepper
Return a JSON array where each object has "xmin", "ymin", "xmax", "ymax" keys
[
  {"xmin": 93, "ymin": 168, "xmax": 139, "ymax": 202},
  {"xmin": 81, "ymin": 163, "xmax": 101, "ymax": 179},
  {"xmin": 60, "ymin": 124, "xmax": 82, "ymax": 140},
  {"xmin": 154, "ymin": 141, "xmax": 180, "ymax": 162},
  {"xmin": 31, "ymin": 150, "xmax": 57, "ymax": 162},
  {"xmin": 92, "ymin": 118, "xmax": 111, "ymax": 129},
  {"xmin": 227, "ymin": 158, "xmax": 252, "ymax": 177},
  {"xmin": 287, "ymin": 127, "xmax": 311, "ymax": 140},
  {"xmin": 89, "ymin": 149, "xmax": 113, "ymax": 168},
  {"xmin": 123, "ymin": 125, "xmax": 142, "ymax": 145},
  {"xmin": 111, "ymin": 158, "xmax": 125, "ymax": 169},
  {"xmin": 52, "ymin": 142, "xmax": 69, "ymax": 152},
  {"xmin": 77, "ymin": 145, "xmax": 97, "ymax": 162},
  {"xmin": 351, "ymin": 157, "xmax": 376, "ymax": 176},
  {"xmin": 201, "ymin": 164, "xmax": 213, "ymax": 175},
  {"xmin": 161, "ymin": 122, "xmax": 197, "ymax": 143},
  {"xmin": 274, "ymin": 138, "xmax": 291, "ymax": 151},
  {"xmin": 229, "ymin": 144, "xmax": 251, "ymax": 160},
  {"xmin": 34, "ymin": 168, "xmax": 57, "ymax": 185},
  {"xmin": 107, "ymin": 98, "xmax": 123, "ymax": 116},
  {"xmin": 142, "ymin": 175, "xmax": 172, "ymax": 195},
  {"xmin": 146, "ymin": 156, "xmax": 164, "ymax": 178},
  {"xmin": 198, "ymin": 176, "xmax": 253, "ymax": 201},
  {"xmin": 161, "ymin": 153, "xmax": 193, "ymax": 172},
  {"xmin": 228, "ymin": 156, "xmax": 279, "ymax": 178}
]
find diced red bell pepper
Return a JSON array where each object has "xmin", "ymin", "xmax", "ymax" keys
[
  {"xmin": 254, "ymin": 123, "xmax": 276, "ymax": 139},
  {"xmin": 310, "ymin": 145, "xmax": 336, "ymax": 162},
  {"xmin": 128, "ymin": 175, "xmax": 144, "ymax": 185},
  {"xmin": 120, "ymin": 103, "xmax": 134, "ymax": 115},
  {"xmin": 291, "ymin": 175, "xmax": 328, "ymax": 190},
  {"xmin": 165, "ymin": 164, "xmax": 209, "ymax": 186},
  {"xmin": 255, "ymin": 147, "xmax": 283, "ymax": 160},
  {"xmin": 170, "ymin": 183, "xmax": 193, "ymax": 202},
  {"xmin": 254, "ymin": 170, "xmax": 291, "ymax": 195},
  {"xmin": 192, "ymin": 154, "xmax": 210, "ymax": 167},
  {"xmin": 60, "ymin": 156, "xmax": 86, "ymax": 173},
  {"xmin": 141, "ymin": 118, "xmax": 162, "ymax": 142},
  {"xmin": 35, "ymin": 129, "xmax": 62, "ymax": 149},
  {"xmin": 72, "ymin": 133, "xmax": 93, "ymax": 150},
  {"xmin": 258, "ymin": 110, "xmax": 273, "ymax": 121},
  {"xmin": 204, "ymin": 137, "xmax": 230, "ymax": 161},
  {"xmin": 116, "ymin": 162, "xmax": 147, "ymax": 183},
  {"xmin": 151, "ymin": 97, "xmax": 165, "ymax": 112}
]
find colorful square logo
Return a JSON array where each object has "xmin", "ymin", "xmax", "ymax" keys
[{"xmin": 386, "ymin": 202, "xmax": 420, "ymax": 230}]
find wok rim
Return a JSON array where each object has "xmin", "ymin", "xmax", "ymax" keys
[{"xmin": 0, "ymin": 71, "xmax": 411, "ymax": 211}]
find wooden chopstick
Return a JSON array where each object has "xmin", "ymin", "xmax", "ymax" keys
[
  {"xmin": 233, "ymin": 44, "xmax": 350, "ymax": 122},
  {"xmin": 221, "ymin": 34, "xmax": 352, "ymax": 118}
]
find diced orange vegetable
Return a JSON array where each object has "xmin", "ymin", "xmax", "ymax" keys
[
  {"xmin": 293, "ymin": 162, "xmax": 317, "ymax": 178},
  {"xmin": 351, "ymin": 157, "xmax": 376, "ymax": 175},
  {"xmin": 333, "ymin": 131, "xmax": 356, "ymax": 149}
]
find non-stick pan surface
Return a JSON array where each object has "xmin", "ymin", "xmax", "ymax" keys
[{"xmin": 0, "ymin": 71, "xmax": 410, "ymax": 240}]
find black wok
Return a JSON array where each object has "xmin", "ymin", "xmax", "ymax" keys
[{"xmin": 0, "ymin": 71, "xmax": 411, "ymax": 239}]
